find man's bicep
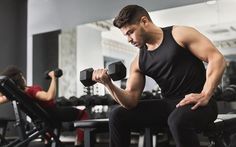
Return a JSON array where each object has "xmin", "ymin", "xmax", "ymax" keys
[
  {"xmin": 126, "ymin": 70, "xmax": 145, "ymax": 94},
  {"xmin": 125, "ymin": 57, "xmax": 145, "ymax": 97}
]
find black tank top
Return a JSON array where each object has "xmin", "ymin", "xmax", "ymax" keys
[{"xmin": 139, "ymin": 26, "xmax": 206, "ymax": 99}]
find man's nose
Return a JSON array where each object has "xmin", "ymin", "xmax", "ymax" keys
[{"xmin": 127, "ymin": 36, "xmax": 132, "ymax": 43}]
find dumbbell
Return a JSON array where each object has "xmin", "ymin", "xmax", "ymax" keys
[
  {"xmin": 221, "ymin": 84, "xmax": 236, "ymax": 102},
  {"xmin": 45, "ymin": 68, "xmax": 63, "ymax": 79},
  {"xmin": 80, "ymin": 61, "xmax": 126, "ymax": 87}
]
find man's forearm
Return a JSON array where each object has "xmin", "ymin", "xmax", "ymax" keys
[
  {"xmin": 202, "ymin": 55, "xmax": 226, "ymax": 97},
  {"xmin": 105, "ymin": 82, "xmax": 138, "ymax": 109}
]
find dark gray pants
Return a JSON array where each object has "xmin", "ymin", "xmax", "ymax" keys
[{"xmin": 109, "ymin": 98, "xmax": 218, "ymax": 147}]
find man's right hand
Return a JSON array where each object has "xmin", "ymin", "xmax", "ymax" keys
[{"xmin": 92, "ymin": 69, "xmax": 112, "ymax": 86}]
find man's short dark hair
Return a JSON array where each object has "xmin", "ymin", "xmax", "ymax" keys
[
  {"xmin": 1, "ymin": 65, "xmax": 26, "ymax": 90},
  {"xmin": 113, "ymin": 5, "xmax": 152, "ymax": 29}
]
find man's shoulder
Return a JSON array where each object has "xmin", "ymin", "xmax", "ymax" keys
[
  {"xmin": 173, "ymin": 25, "xmax": 197, "ymax": 34},
  {"xmin": 172, "ymin": 25, "xmax": 200, "ymax": 43},
  {"xmin": 131, "ymin": 54, "xmax": 144, "ymax": 73}
]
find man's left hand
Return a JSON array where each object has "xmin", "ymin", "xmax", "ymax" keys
[{"xmin": 176, "ymin": 93, "xmax": 211, "ymax": 110}]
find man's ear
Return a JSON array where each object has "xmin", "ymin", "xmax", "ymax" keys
[
  {"xmin": 140, "ymin": 16, "xmax": 149, "ymax": 23},
  {"xmin": 140, "ymin": 16, "xmax": 149, "ymax": 25}
]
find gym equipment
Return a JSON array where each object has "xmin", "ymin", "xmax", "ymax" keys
[
  {"xmin": 67, "ymin": 94, "xmax": 117, "ymax": 107},
  {"xmin": 0, "ymin": 103, "xmax": 15, "ymax": 146},
  {"xmin": 56, "ymin": 96, "xmax": 73, "ymax": 106},
  {"xmin": 83, "ymin": 86, "xmax": 94, "ymax": 95},
  {"xmin": 140, "ymin": 91, "xmax": 162, "ymax": 100},
  {"xmin": 0, "ymin": 76, "xmax": 64, "ymax": 147},
  {"xmin": 227, "ymin": 61, "xmax": 236, "ymax": 85},
  {"xmin": 80, "ymin": 61, "xmax": 126, "ymax": 87},
  {"xmin": 218, "ymin": 85, "xmax": 236, "ymax": 102},
  {"xmin": 45, "ymin": 68, "xmax": 63, "ymax": 79},
  {"xmin": 74, "ymin": 104, "xmax": 236, "ymax": 147},
  {"xmin": 0, "ymin": 118, "xmax": 15, "ymax": 146},
  {"xmin": 222, "ymin": 86, "xmax": 236, "ymax": 102},
  {"xmin": 213, "ymin": 86, "xmax": 223, "ymax": 100}
]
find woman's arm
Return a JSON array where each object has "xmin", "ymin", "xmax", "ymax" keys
[
  {"xmin": 0, "ymin": 92, "xmax": 8, "ymax": 104},
  {"xmin": 34, "ymin": 71, "xmax": 57, "ymax": 101}
]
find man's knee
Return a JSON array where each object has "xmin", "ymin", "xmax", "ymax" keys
[
  {"xmin": 167, "ymin": 112, "xmax": 187, "ymax": 131},
  {"xmin": 109, "ymin": 106, "xmax": 127, "ymax": 123}
]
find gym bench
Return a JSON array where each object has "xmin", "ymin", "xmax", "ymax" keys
[
  {"xmin": 74, "ymin": 118, "xmax": 109, "ymax": 147},
  {"xmin": 0, "ymin": 76, "xmax": 64, "ymax": 147},
  {"xmin": 0, "ymin": 118, "xmax": 15, "ymax": 145},
  {"xmin": 74, "ymin": 111, "xmax": 236, "ymax": 147}
]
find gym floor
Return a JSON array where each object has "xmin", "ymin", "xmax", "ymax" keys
[
  {"xmin": 27, "ymin": 142, "xmax": 209, "ymax": 147},
  {"xmin": 26, "ymin": 135, "xmax": 210, "ymax": 147},
  {"xmin": 4, "ymin": 129, "xmax": 213, "ymax": 147}
]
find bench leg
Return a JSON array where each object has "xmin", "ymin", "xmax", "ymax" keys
[
  {"xmin": 84, "ymin": 128, "xmax": 95, "ymax": 147},
  {"xmin": 208, "ymin": 135, "xmax": 228, "ymax": 147},
  {"xmin": 138, "ymin": 135, "xmax": 144, "ymax": 147},
  {"xmin": 0, "ymin": 120, "xmax": 9, "ymax": 145},
  {"xmin": 144, "ymin": 128, "xmax": 153, "ymax": 147},
  {"xmin": 49, "ymin": 129, "xmax": 64, "ymax": 147}
]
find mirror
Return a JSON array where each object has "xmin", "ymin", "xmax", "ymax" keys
[{"xmin": 32, "ymin": 0, "xmax": 236, "ymax": 98}]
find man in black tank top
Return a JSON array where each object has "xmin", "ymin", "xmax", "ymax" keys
[{"xmin": 92, "ymin": 5, "xmax": 226, "ymax": 147}]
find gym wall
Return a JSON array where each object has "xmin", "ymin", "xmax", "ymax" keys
[
  {"xmin": 32, "ymin": 30, "xmax": 61, "ymax": 91},
  {"xmin": 0, "ymin": 0, "xmax": 27, "ymax": 75},
  {"xmin": 0, "ymin": 0, "xmax": 27, "ymax": 137},
  {"xmin": 76, "ymin": 25, "xmax": 104, "ymax": 97},
  {"xmin": 58, "ymin": 28, "xmax": 77, "ymax": 98},
  {"xmin": 58, "ymin": 25, "xmax": 105, "ymax": 98}
]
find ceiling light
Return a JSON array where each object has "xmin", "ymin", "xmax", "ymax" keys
[{"xmin": 206, "ymin": 0, "xmax": 217, "ymax": 5}]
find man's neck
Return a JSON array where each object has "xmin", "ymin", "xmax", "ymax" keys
[{"xmin": 146, "ymin": 26, "xmax": 163, "ymax": 51}]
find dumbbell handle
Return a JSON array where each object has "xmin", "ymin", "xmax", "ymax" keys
[
  {"xmin": 80, "ymin": 61, "xmax": 126, "ymax": 87},
  {"xmin": 45, "ymin": 69, "xmax": 63, "ymax": 79}
]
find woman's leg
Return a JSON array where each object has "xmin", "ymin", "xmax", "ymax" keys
[
  {"xmin": 47, "ymin": 106, "xmax": 89, "ymax": 145},
  {"xmin": 75, "ymin": 109, "xmax": 89, "ymax": 145}
]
